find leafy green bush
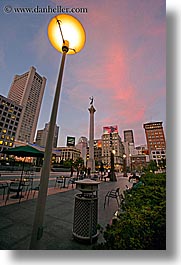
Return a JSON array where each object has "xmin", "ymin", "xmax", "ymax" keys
[{"xmin": 95, "ymin": 173, "xmax": 166, "ymax": 250}]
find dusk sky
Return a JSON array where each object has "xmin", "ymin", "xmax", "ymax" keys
[{"xmin": 0, "ymin": 0, "xmax": 166, "ymax": 147}]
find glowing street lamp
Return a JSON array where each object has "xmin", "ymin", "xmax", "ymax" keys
[
  {"xmin": 29, "ymin": 14, "xmax": 86, "ymax": 249},
  {"xmin": 48, "ymin": 14, "xmax": 86, "ymax": 54},
  {"xmin": 112, "ymin": 150, "xmax": 116, "ymax": 155},
  {"xmin": 129, "ymin": 153, "xmax": 132, "ymax": 171},
  {"xmin": 123, "ymin": 154, "xmax": 127, "ymax": 177}
]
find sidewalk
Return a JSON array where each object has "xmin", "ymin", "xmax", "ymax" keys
[{"xmin": 0, "ymin": 176, "xmax": 131, "ymax": 250}]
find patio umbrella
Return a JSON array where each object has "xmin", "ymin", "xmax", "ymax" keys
[
  {"xmin": 2, "ymin": 145, "xmax": 44, "ymax": 158},
  {"xmin": 2, "ymin": 145, "xmax": 44, "ymax": 198}
]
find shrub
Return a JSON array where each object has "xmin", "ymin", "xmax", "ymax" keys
[{"xmin": 95, "ymin": 173, "xmax": 166, "ymax": 250}]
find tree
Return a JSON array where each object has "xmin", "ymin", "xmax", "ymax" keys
[
  {"xmin": 74, "ymin": 157, "xmax": 84, "ymax": 176},
  {"xmin": 146, "ymin": 160, "xmax": 158, "ymax": 173},
  {"xmin": 63, "ymin": 159, "xmax": 72, "ymax": 168},
  {"xmin": 157, "ymin": 158, "xmax": 166, "ymax": 171}
]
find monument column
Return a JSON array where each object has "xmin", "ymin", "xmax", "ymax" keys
[{"xmin": 87, "ymin": 97, "xmax": 96, "ymax": 173}]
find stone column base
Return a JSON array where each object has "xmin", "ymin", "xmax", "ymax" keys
[{"xmin": 87, "ymin": 158, "xmax": 95, "ymax": 173}]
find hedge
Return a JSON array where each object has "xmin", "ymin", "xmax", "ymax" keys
[{"xmin": 95, "ymin": 172, "xmax": 166, "ymax": 250}]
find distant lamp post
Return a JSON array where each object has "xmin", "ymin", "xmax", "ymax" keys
[
  {"xmin": 132, "ymin": 159, "xmax": 135, "ymax": 171},
  {"xmin": 29, "ymin": 14, "xmax": 86, "ymax": 250},
  {"xmin": 123, "ymin": 154, "xmax": 127, "ymax": 177},
  {"xmin": 129, "ymin": 153, "xmax": 132, "ymax": 172},
  {"xmin": 112, "ymin": 150, "xmax": 116, "ymax": 155}
]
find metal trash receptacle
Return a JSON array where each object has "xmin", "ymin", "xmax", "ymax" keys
[{"xmin": 72, "ymin": 179, "xmax": 100, "ymax": 243}]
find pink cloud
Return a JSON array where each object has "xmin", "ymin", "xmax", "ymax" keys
[{"xmin": 47, "ymin": 0, "xmax": 165, "ymax": 145}]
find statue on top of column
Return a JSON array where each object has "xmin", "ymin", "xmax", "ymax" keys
[{"xmin": 89, "ymin": 96, "xmax": 94, "ymax": 106}]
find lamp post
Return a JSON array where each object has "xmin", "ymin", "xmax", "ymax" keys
[
  {"xmin": 129, "ymin": 153, "xmax": 132, "ymax": 172},
  {"xmin": 132, "ymin": 159, "xmax": 135, "ymax": 171},
  {"xmin": 29, "ymin": 14, "xmax": 86, "ymax": 249},
  {"xmin": 123, "ymin": 154, "xmax": 127, "ymax": 177}
]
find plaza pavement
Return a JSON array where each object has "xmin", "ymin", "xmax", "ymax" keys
[{"xmin": 0, "ymin": 173, "xmax": 131, "ymax": 250}]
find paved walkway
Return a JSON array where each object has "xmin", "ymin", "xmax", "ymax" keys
[{"xmin": 0, "ymin": 175, "xmax": 131, "ymax": 250}]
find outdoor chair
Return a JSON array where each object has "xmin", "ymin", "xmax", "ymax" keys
[
  {"xmin": 0, "ymin": 182, "xmax": 9, "ymax": 200},
  {"xmin": 22, "ymin": 177, "xmax": 33, "ymax": 195},
  {"xmin": 104, "ymin": 187, "xmax": 121, "ymax": 208},
  {"xmin": 54, "ymin": 176, "xmax": 64, "ymax": 188},
  {"xmin": 26, "ymin": 184, "xmax": 40, "ymax": 199},
  {"xmin": 67, "ymin": 177, "xmax": 76, "ymax": 189},
  {"xmin": 5, "ymin": 182, "xmax": 23, "ymax": 205}
]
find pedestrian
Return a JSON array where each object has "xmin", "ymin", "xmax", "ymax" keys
[{"xmin": 133, "ymin": 176, "xmax": 143, "ymax": 189}]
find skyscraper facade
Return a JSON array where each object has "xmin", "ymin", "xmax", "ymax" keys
[
  {"xmin": 94, "ymin": 139, "xmax": 102, "ymax": 165},
  {"xmin": 123, "ymin": 129, "xmax": 134, "ymax": 144},
  {"xmin": 8, "ymin": 66, "xmax": 46, "ymax": 143},
  {"xmin": 35, "ymin": 123, "xmax": 59, "ymax": 148},
  {"xmin": 0, "ymin": 95, "xmax": 22, "ymax": 152},
  {"xmin": 76, "ymin": 136, "xmax": 88, "ymax": 167},
  {"xmin": 143, "ymin": 121, "xmax": 166, "ymax": 166},
  {"xmin": 123, "ymin": 129, "xmax": 135, "ymax": 167},
  {"xmin": 143, "ymin": 121, "xmax": 166, "ymax": 154},
  {"xmin": 101, "ymin": 125, "xmax": 124, "ymax": 170}
]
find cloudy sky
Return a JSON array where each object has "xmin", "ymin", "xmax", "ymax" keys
[{"xmin": 0, "ymin": 0, "xmax": 166, "ymax": 146}]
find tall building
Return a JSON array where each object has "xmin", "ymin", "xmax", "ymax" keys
[
  {"xmin": 143, "ymin": 121, "xmax": 166, "ymax": 154},
  {"xmin": 8, "ymin": 66, "xmax": 46, "ymax": 143},
  {"xmin": 143, "ymin": 121, "xmax": 166, "ymax": 166},
  {"xmin": 35, "ymin": 122, "xmax": 59, "ymax": 148},
  {"xmin": 76, "ymin": 136, "xmax": 88, "ymax": 166},
  {"xmin": 124, "ymin": 129, "xmax": 134, "ymax": 144},
  {"xmin": 94, "ymin": 139, "xmax": 102, "ymax": 165},
  {"xmin": 123, "ymin": 141, "xmax": 135, "ymax": 168},
  {"xmin": 0, "ymin": 95, "xmax": 22, "ymax": 152},
  {"xmin": 101, "ymin": 125, "xmax": 124, "ymax": 170},
  {"xmin": 86, "ymin": 139, "xmax": 102, "ymax": 169},
  {"xmin": 123, "ymin": 129, "xmax": 135, "ymax": 167}
]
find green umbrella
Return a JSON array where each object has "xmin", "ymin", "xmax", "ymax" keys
[
  {"xmin": 2, "ymin": 145, "xmax": 44, "ymax": 198},
  {"xmin": 2, "ymin": 145, "xmax": 44, "ymax": 158}
]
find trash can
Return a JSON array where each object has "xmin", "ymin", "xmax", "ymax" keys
[{"xmin": 72, "ymin": 179, "xmax": 100, "ymax": 243}]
